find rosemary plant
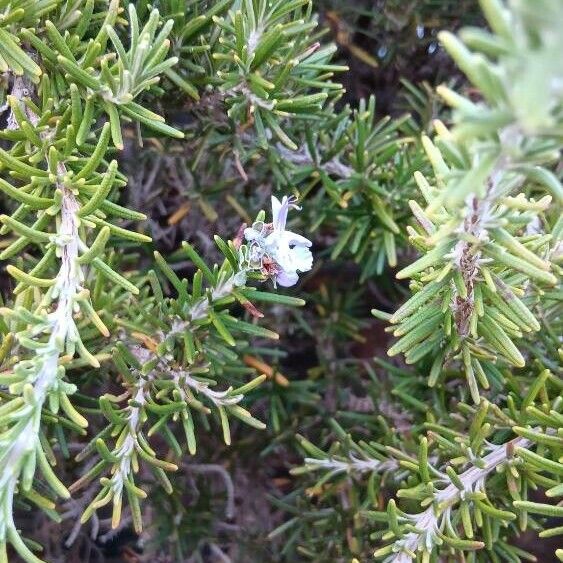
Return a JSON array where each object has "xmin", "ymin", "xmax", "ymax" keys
[{"xmin": 0, "ymin": 1, "xmax": 560, "ymax": 562}]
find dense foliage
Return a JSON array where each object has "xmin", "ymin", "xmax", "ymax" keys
[{"xmin": 0, "ymin": 1, "xmax": 561, "ymax": 562}]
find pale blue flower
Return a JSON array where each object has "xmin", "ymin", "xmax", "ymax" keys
[{"xmin": 244, "ymin": 195, "xmax": 313, "ymax": 287}]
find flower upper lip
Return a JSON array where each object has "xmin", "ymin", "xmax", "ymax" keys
[
  {"xmin": 272, "ymin": 194, "xmax": 297, "ymax": 231},
  {"xmin": 269, "ymin": 195, "xmax": 312, "ymax": 245}
]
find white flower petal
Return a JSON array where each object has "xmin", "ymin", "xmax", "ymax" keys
[
  {"xmin": 279, "ymin": 230, "xmax": 312, "ymax": 248},
  {"xmin": 272, "ymin": 244, "xmax": 313, "ymax": 276},
  {"xmin": 240, "ymin": 194, "xmax": 314, "ymax": 287},
  {"xmin": 271, "ymin": 195, "xmax": 285, "ymax": 231},
  {"xmin": 276, "ymin": 270, "xmax": 299, "ymax": 287},
  {"xmin": 290, "ymin": 246, "xmax": 313, "ymax": 272}
]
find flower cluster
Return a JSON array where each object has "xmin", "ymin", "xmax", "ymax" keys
[{"xmin": 243, "ymin": 195, "xmax": 313, "ymax": 287}]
